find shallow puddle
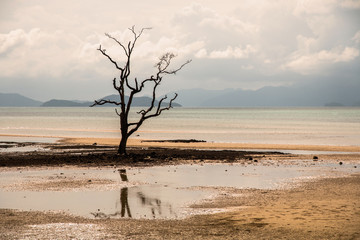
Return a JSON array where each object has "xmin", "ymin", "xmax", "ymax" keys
[
  {"xmin": 0, "ymin": 186, "xmax": 210, "ymax": 219},
  {"xmin": 0, "ymin": 161, "xmax": 359, "ymax": 219},
  {"xmin": 0, "ymin": 136, "xmax": 58, "ymax": 153}
]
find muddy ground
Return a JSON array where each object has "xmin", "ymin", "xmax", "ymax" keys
[
  {"xmin": 0, "ymin": 142, "xmax": 286, "ymax": 167},
  {"xmin": 0, "ymin": 143, "xmax": 360, "ymax": 239}
]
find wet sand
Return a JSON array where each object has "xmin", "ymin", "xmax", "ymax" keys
[
  {"xmin": 0, "ymin": 138, "xmax": 360, "ymax": 239},
  {"xmin": 63, "ymin": 137, "xmax": 360, "ymax": 153},
  {"xmin": 1, "ymin": 175, "xmax": 359, "ymax": 239}
]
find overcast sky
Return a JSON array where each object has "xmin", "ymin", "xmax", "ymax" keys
[{"xmin": 1, "ymin": 0, "xmax": 359, "ymax": 101}]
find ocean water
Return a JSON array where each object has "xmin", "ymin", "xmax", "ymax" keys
[{"xmin": 0, "ymin": 107, "xmax": 359, "ymax": 146}]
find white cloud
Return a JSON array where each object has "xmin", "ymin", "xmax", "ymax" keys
[
  {"xmin": 293, "ymin": 0, "xmax": 337, "ymax": 16},
  {"xmin": 241, "ymin": 64, "xmax": 254, "ymax": 70},
  {"xmin": 352, "ymin": 30, "xmax": 360, "ymax": 43},
  {"xmin": 296, "ymin": 35, "xmax": 318, "ymax": 53},
  {"xmin": 0, "ymin": 28, "xmax": 84, "ymax": 78},
  {"xmin": 284, "ymin": 47, "xmax": 359, "ymax": 74},
  {"xmin": 0, "ymin": 27, "xmax": 196, "ymax": 80},
  {"xmin": 0, "ymin": 1, "xmax": 359, "ymax": 100},
  {"xmin": 196, "ymin": 45, "xmax": 257, "ymax": 59},
  {"xmin": 340, "ymin": 0, "xmax": 360, "ymax": 8},
  {"xmin": 0, "ymin": 29, "xmax": 27, "ymax": 55},
  {"xmin": 195, "ymin": 48, "xmax": 208, "ymax": 58},
  {"xmin": 173, "ymin": 3, "xmax": 259, "ymax": 49},
  {"xmin": 198, "ymin": 11, "xmax": 259, "ymax": 36}
]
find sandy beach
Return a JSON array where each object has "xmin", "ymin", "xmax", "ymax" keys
[
  {"xmin": 0, "ymin": 137, "xmax": 359, "ymax": 239},
  {"xmin": 64, "ymin": 136, "xmax": 360, "ymax": 152}
]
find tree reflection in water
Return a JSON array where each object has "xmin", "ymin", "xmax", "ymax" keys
[
  {"xmin": 137, "ymin": 191, "xmax": 175, "ymax": 219},
  {"xmin": 91, "ymin": 187, "xmax": 132, "ymax": 219},
  {"xmin": 120, "ymin": 188, "xmax": 132, "ymax": 217},
  {"xmin": 118, "ymin": 169, "xmax": 128, "ymax": 182},
  {"xmin": 91, "ymin": 168, "xmax": 174, "ymax": 219},
  {"xmin": 91, "ymin": 187, "xmax": 175, "ymax": 219}
]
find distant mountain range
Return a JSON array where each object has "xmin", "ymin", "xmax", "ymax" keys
[
  {"xmin": 1, "ymin": 84, "xmax": 359, "ymax": 107},
  {"xmin": 41, "ymin": 99, "xmax": 91, "ymax": 107},
  {"xmin": 90, "ymin": 95, "xmax": 182, "ymax": 108},
  {"xmin": 173, "ymin": 84, "xmax": 360, "ymax": 107},
  {"xmin": 0, "ymin": 93, "xmax": 43, "ymax": 107},
  {"xmin": 0, "ymin": 93, "xmax": 182, "ymax": 107}
]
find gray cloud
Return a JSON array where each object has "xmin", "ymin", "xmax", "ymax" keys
[{"xmin": 0, "ymin": 0, "xmax": 359, "ymax": 101}]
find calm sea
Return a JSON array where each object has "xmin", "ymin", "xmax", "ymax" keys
[{"xmin": 0, "ymin": 107, "xmax": 359, "ymax": 146}]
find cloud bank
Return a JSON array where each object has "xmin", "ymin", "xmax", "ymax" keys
[{"xmin": 0, "ymin": 0, "xmax": 359, "ymax": 101}]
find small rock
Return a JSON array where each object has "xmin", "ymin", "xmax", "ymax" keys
[
  {"xmin": 339, "ymin": 162, "xmax": 343, "ymax": 165},
  {"xmin": 313, "ymin": 156, "xmax": 318, "ymax": 160},
  {"xmin": 88, "ymin": 179, "xmax": 92, "ymax": 183}
]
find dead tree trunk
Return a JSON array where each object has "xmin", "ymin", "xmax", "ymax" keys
[
  {"xmin": 90, "ymin": 27, "xmax": 191, "ymax": 155},
  {"xmin": 118, "ymin": 135, "xmax": 128, "ymax": 155}
]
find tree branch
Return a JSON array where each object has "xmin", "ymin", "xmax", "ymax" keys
[
  {"xmin": 163, "ymin": 59, "xmax": 192, "ymax": 75},
  {"xmin": 127, "ymin": 93, "xmax": 178, "ymax": 137},
  {"xmin": 115, "ymin": 108, "xmax": 121, "ymax": 116},
  {"xmin": 155, "ymin": 53, "xmax": 192, "ymax": 75},
  {"xmin": 136, "ymin": 81, "xmax": 160, "ymax": 116},
  {"xmin": 112, "ymin": 78, "xmax": 120, "ymax": 91},
  {"xmin": 146, "ymin": 93, "xmax": 178, "ymax": 119},
  {"xmin": 129, "ymin": 26, "xmax": 152, "ymax": 52},
  {"xmin": 105, "ymin": 33, "xmax": 129, "ymax": 57},
  {"xmin": 90, "ymin": 99, "xmax": 121, "ymax": 107},
  {"xmin": 97, "ymin": 45, "xmax": 123, "ymax": 71},
  {"xmin": 125, "ymin": 77, "xmax": 136, "ymax": 91}
]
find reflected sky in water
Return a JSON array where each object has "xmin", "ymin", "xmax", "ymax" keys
[{"xmin": 0, "ymin": 161, "xmax": 359, "ymax": 219}]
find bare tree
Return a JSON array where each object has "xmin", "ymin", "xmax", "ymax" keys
[{"xmin": 91, "ymin": 27, "xmax": 191, "ymax": 155}]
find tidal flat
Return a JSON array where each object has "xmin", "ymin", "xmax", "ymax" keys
[{"xmin": 0, "ymin": 141, "xmax": 359, "ymax": 239}]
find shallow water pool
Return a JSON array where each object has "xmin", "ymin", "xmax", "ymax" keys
[{"xmin": 0, "ymin": 160, "xmax": 359, "ymax": 219}]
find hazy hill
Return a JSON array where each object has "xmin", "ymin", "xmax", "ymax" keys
[
  {"xmin": 98, "ymin": 94, "xmax": 182, "ymax": 107},
  {"xmin": 0, "ymin": 93, "xmax": 42, "ymax": 107},
  {"xmin": 40, "ymin": 95, "xmax": 182, "ymax": 107},
  {"xmin": 41, "ymin": 99, "xmax": 91, "ymax": 107},
  {"xmin": 174, "ymin": 84, "xmax": 360, "ymax": 107},
  {"xmin": 173, "ymin": 88, "xmax": 235, "ymax": 107},
  {"xmin": 2, "ymin": 83, "xmax": 359, "ymax": 107}
]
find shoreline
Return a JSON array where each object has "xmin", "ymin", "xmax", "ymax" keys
[{"xmin": 2, "ymin": 134, "xmax": 360, "ymax": 153}]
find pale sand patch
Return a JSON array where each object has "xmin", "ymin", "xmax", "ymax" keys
[
  {"xmin": 62, "ymin": 137, "xmax": 360, "ymax": 153},
  {"xmin": 2, "ymin": 134, "xmax": 359, "ymax": 152}
]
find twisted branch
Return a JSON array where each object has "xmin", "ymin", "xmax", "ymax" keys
[
  {"xmin": 90, "ymin": 99, "xmax": 121, "ymax": 107},
  {"xmin": 97, "ymin": 45, "xmax": 123, "ymax": 71},
  {"xmin": 128, "ymin": 93, "xmax": 178, "ymax": 137}
]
